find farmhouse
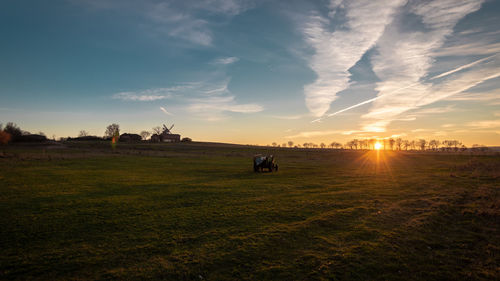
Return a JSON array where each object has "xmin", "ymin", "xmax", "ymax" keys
[
  {"xmin": 119, "ymin": 133, "xmax": 141, "ymax": 142},
  {"xmin": 151, "ymin": 124, "xmax": 181, "ymax": 142},
  {"xmin": 160, "ymin": 133, "xmax": 180, "ymax": 142}
]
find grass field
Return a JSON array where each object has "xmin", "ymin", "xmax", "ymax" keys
[{"xmin": 0, "ymin": 142, "xmax": 499, "ymax": 280}]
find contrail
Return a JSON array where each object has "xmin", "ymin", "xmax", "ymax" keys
[
  {"xmin": 312, "ymin": 81, "xmax": 420, "ymax": 122},
  {"xmin": 312, "ymin": 55, "xmax": 497, "ymax": 123},
  {"xmin": 430, "ymin": 54, "xmax": 496, "ymax": 80},
  {"xmin": 312, "ymin": 97, "xmax": 378, "ymax": 123},
  {"xmin": 160, "ymin": 107, "xmax": 172, "ymax": 115}
]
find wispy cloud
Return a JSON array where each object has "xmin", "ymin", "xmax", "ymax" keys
[
  {"xmin": 411, "ymin": 128, "xmax": 430, "ymax": 133},
  {"xmin": 271, "ymin": 114, "xmax": 309, "ymax": 120},
  {"xmin": 410, "ymin": 105, "xmax": 457, "ymax": 115},
  {"xmin": 441, "ymin": 124, "xmax": 455, "ymax": 128},
  {"xmin": 112, "ymin": 84, "xmax": 197, "ymax": 101},
  {"xmin": 362, "ymin": 62, "xmax": 499, "ymax": 132},
  {"xmin": 146, "ymin": 1, "xmax": 241, "ymax": 46},
  {"xmin": 191, "ymin": 0, "xmax": 255, "ymax": 16},
  {"xmin": 186, "ymin": 80, "xmax": 263, "ymax": 121},
  {"xmin": 113, "ymin": 91, "xmax": 170, "ymax": 101},
  {"xmin": 302, "ymin": 0, "xmax": 406, "ymax": 117},
  {"xmin": 446, "ymin": 89, "xmax": 500, "ymax": 101},
  {"xmin": 466, "ymin": 120, "xmax": 500, "ymax": 129},
  {"xmin": 160, "ymin": 106, "xmax": 172, "ymax": 115},
  {"xmin": 113, "ymin": 78, "xmax": 262, "ymax": 121},
  {"xmin": 73, "ymin": 0, "xmax": 253, "ymax": 46},
  {"xmin": 431, "ymin": 54, "xmax": 497, "ymax": 80},
  {"xmin": 187, "ymin": 95, "xmax": 263, "ymax": 120},
  {"xmin": 286, "ymin": 130, "xmax": 343, "ymax": 139},
  {"xmin": 361, "ymin": 0, "xmax": 486, "ymax": 132},
  {"xmin": 433, "ymin": 25, "xmax": 500, "ymax": 57},
  {"xmin": 213, "ymin": 57, "xmax": 239, "ymax": 65},
  {"xmin": 314, "ymin": 55, "xmax": 494, "ymax": 124}
]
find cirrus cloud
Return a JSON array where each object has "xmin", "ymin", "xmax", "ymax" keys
[{"xmin": 302, "ymin": 0, "xmax": 406, "ymax": 117}]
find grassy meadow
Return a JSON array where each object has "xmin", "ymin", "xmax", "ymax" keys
[{"xmin": 0, "ymin": 142, "xmax": 499, "ymax": 280}]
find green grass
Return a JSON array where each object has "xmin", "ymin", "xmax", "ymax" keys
[{"xmin": 0, "ymin": 142, "xmax": 499, "ymax": 280}]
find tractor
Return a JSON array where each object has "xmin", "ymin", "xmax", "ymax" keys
[{"xmin": 253, "ymin": 154, "xmax": 278, "ymax": 172}]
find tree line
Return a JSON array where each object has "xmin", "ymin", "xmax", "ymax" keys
[
  {"xmin": 0, "ymin": 122, "xmax": 490, "ymax": 151},
  {"xmin": 270, "ymin": 138, "xmax": 490, "ymax": 152},
  {"xmin": 0, "ymin": 122, "xmax": 49, "ymax": 144},
  {"xmin": 77, "ymin": 123, "xmax": 190, "ymax": 142},
  {"xmin": 0, "ymin": 122, "xmax": 191, "ymax": 144}
]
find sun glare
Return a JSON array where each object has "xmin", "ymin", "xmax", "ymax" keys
[{"xmin": 374, "ymin": 142, "xmax": 382, "ymax": 150}]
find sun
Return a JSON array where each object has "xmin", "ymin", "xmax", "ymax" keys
[{"xmin": 374, "ymin": 142, "xmax": 382, "ymax": 150}]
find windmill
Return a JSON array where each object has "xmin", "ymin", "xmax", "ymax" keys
[{"xmin": 162, "ymin": 124, "xmax": 174, "ymax": 134}]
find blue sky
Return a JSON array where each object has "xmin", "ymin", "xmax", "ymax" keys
[{"xmin": 1, "ymin": 0, "xmax": 499, "ymax": 145}]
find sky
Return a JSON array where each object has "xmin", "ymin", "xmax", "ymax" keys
[{"xmin": 1, "ymin": 0, "xmax": 499, "ymax": 146}]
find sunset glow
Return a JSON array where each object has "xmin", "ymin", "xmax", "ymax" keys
[
  {"xmin": 0, "ymin": 0, "xmax": 499, "ymax": 146},
  {"xmin": 1, "ymin": 1, "xmax": 499, "ymax": 279}
]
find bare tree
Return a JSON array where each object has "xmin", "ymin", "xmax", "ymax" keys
[
  {"xmin": 345, "ymin": 141, "xmax": 354, "ymax": 150},
  {"xmin": 272, "ymin": 142, "xmax": 277, "ymax": 147},
  {"xmin": 152, "ymin": 126, "xmax": 162, "ymax": 135},
  {"xmin": 140, "ymin": 131, "xmax": 151, "ymax": 140},
  {"xmin": 303, "ymin": 142, "xmax": 309, "ymax": 148},
  {"xmin": 104, "ymin": 123, "xmax": 120, "ymax": 138},
  {"xmin": 429, "ymin": 140, "xmax": 436, "ymax": 150},
  {"xmin": 79, "ymin": 130, "xmax": 89, "ymax": 137},
  {"xmin": 395, "ymin": 138, "xmax": 402, "ymax": 150},
  {"xmin": 435, "ymin": 140, "xmax": 441, "ymax": 150},
  {"xmin": 453, "ymin": 140, "xmax": 462, "ymax": 152},
  {"xmin": 320, "ymin": 143, "xmax": 326, "ymax": 149},
  {"xmin": 417, "ymin": 139, "xmax": 427, "ymax": 151},
  {"xmin": 288, "ymin": 141, "xmax": 294, "ymax": 148},
  {"xmin": 410, "ymin": 140, "xmax": 416, "ymax": 150},
  {"xmin": 359, "ymin": 139, "xmax": 367, "ymax": 150},
  {"xmin": 429, "ymin": 140, "xmax": 440, "ymax": 150},
  {"xmin": 353, "ymin": 139, "xmax": 359, "ymax": 150},
  {"xmin": 402, "ymin": 140, "xmax": 409, "ymax": 151},
  {"xmin": 330, "ymin": 141, "xmax": 342, "ymax": 149},
  {"xmin": 4, "ymin": 122, "xmax": 22, "ymax": 138},
  {"xmin": 367, "ymin": 139, "xmax": 374, "ymax": 150},
  {"xmin": 443, "ymin": 140, "xmax": 454, "ymax": 151},
  {"xmin": 472, "ymin": 144, "xmax": 488, "ymax": 153},
  {"xmin": 388, "ymin": 138, "xmax": 395, "ymax": 150}
]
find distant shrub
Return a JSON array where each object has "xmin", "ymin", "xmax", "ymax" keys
[
  {"xmin": 4, "ymin": 122, "xmax": 23, "ymax": 139},
  {"xmin": 119, "ymin": 133, "xmax": 142, "ymax": 142},
  {"xmin": 0, "ymin": 131, "xmax": 11, "ymax": 145},
  {"xmin": 150, "ymin": 134, "xmax": 160, "ymax": 143},
  {"xmin": 181, "ymin": 137, "xmax": 192, "ymax": 142},
  {"xmin": 69, "ymin": 136, "xmax": 104, "ymax": 141},
  {"xmin": 15, "ymin": 134, "xmax": 47, "ymax": 143},
  {"xmin": 105, "ymin": 123, "xmax": 120, "ymax": 139}
]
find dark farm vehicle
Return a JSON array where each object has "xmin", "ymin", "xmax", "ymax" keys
[{"xmin": 253, "ymin": 154, "xmax": 278, "ymax": 172}]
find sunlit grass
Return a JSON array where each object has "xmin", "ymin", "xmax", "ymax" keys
[{"xmin": 0, "ymin": 142, "xmax": 498, "ymax": 280}]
